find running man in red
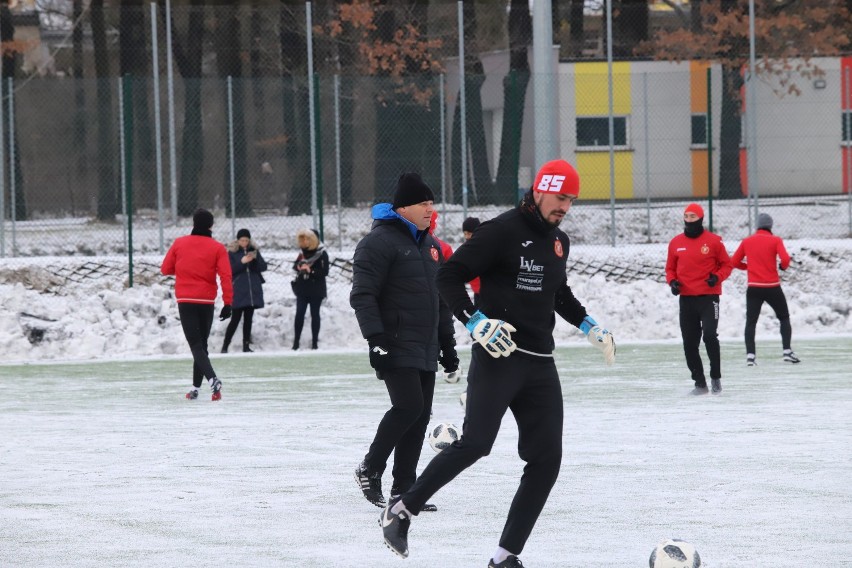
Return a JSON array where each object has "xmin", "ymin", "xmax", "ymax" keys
[
  {"xmin": 666, "ymin": 203, "xmax": 732, "ymax": 395},
  {"xmin": 731, "ymin": 212, "xmax": 800, "ymax": 366},
  {"xmin": 161, "ymin": 208, "xmax": 233, "ymax": 401}
]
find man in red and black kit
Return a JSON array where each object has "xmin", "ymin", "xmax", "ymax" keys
[
  {"xmin": 731, "ymin": 212, "xmax": 800, "ymax": 366},
  {"xmin": 161, "ymin": 208, "xmax": 233, "ymax": 401},
  {"xmin": 666, "ymin": 203, "xmax": 732, "ymax": 395},
  {"xmin": 379, "ymin": 160, "xmax": 616, "ymax": 568}
]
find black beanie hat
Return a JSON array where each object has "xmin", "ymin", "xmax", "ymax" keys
[
  {"xmin": 193, "ymin": 208, "xmax": 214, "ymax": 230},
  {"xmin": 462, "ymin": 217, "xmax": 481, "ymax": 233},
  {"xmin": 392, "ymin": 173, "xmax": 435, "ymax": 209},
  {"xmin": 236, "ymin": 228, "xmax": 251, "ymax": 240}
]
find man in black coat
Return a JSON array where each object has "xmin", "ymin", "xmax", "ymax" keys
[
  {"xmin": 379, "ymin": 160, "xmax": 617, "ymax": 567},
  {"xmin": 351, "ymin": 173, "xmax": 457, "ymax": 512}
]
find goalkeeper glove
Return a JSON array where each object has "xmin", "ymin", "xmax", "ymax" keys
[
  {"xmin": 367, "ymin": 334, "xmax": 392, "ymax": 370},
  {"xmin": 218, "ymin": 305, "xmax": 232, "ymax": 321},
  {"xmin": 705, "ymin": 273, "xmax": 719, "ymax": 287},
  {"xmin": 580, "ymin": 316, "xmax": 616, "ymax": 366},
  {"xmin": 464, "ymin": 310, "xmax": 516, "ymax": 358}
]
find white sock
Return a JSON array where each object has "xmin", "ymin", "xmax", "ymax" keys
[
  {"xmin": 492, "ymin": 547, "xmax": 516, "ymax": 564},
  {"xmin": 390, "ymin": 500, "xmax": 412, "ymax": 517},
  {"xmin": 189, "ymin": 386, "xmax": 198, "ymax": 391},
  {"xmin": 783, "ymin": 349, "xmax": 792, "ymax": 354}
]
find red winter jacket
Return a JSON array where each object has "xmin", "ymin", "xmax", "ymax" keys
[
  {"xmin": 666, "ymin": 230, "xmax": 732, "ymax": 296},
  {"xmin": 161, "ymin": 235, "xmax": 233, "ymax": 305},
  {"xmin": 731, "ymin": 229, "xmax": 790, "ymax": 287}
]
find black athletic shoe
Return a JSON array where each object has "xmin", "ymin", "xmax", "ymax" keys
[
  {"xmin": 185, "ymin": 389, "xmax": 199, "ymax": 400},
  {"xmin": 747, "ymin": 354, "xmax": 757, "ymax": 366},
  {"xmin": 356, "ymin": 462, "xmax": 385, "ymax": 507},
  {"xmin": 390, "ymin": 488, "xmax": 437, "ymax": 512},
  {"xmin": 711, "ymin": 378, "xmax": 722, "ymax": 394},
  {"xmin": 210, "ymin": 378, "xmax": 222, "ymax": 401},
  {"xmin": 380, "ymin": 497, "xmax": 411, "ymax": 558},
  {"xmin": 489, "ymin": 555, "xmax": 524, "ymax": 567},
  {"xmin": 690, "ymin": 384, "xmax": 709, "ymax": 395}
]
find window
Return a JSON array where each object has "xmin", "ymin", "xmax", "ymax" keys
[
  {"xmin": 576, "ymin": 116, "xmax": 628, "ymax": 148},
  {"xmin": 691, "ymin": 114, "xmax": 708, "ymax": 147},
  {"xmin": 843, "ymin": 110, "xmax": 852, "ymax": 144}
]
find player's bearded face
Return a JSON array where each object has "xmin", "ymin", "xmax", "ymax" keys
[{"xmin": 534, "ymin": 192, "xmax": 575, "ymax": 226}]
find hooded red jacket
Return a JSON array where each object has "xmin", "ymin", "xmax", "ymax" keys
[
  {"xmin": 731, "ymin": 229, "xmax": 790, "ymax": 287},
  {"xmin": 161, "ymin": 235, "xmax": 233, "ymax": 305},
  {"xmin": 666, "ymin": 230, "xmax": 732, "ymax": 296}
]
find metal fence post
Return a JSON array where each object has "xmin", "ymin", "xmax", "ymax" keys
[
  {"xmin": 8, "ymin": 77, "xmax": 16, "ymax": 256},
  {"xmin": 151, "ymin": 2, "xmax": 165, "ymax": 253},
  {"xmin": 227, "ymin": 75, "xmax": 236, "ymax": 237},
  {"xmin": 122, "ymin": 74, "xmax": 135, "ymax": 287}
]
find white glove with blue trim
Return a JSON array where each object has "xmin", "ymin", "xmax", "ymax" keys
[
  {"xmin": 580, "ymin": 316, "xmax": 616, "ymax": 366},
  {"xmin": 464, "ymin": 310, "xmax": 517, "ymax": 358}
]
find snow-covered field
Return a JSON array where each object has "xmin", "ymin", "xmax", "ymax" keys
[{"xmin": 1, "ymin": 339, "xmax": 850, "ymax": 567}]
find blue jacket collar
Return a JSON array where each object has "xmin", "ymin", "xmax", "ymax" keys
[{"xmin": 371, "ymin": 203, "xmax": 424, "ymax": 241}]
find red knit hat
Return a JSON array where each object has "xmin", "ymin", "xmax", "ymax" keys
[
  {"xmin": 684, "ymin": 203, "xmax": 704, "ymax": 218},
  {"xmin": 533, "ymin": 160, "xmax": 580, "ymax": 197}
]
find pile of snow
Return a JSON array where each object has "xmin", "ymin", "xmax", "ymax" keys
[{"xmin": 1, "ymin": 238, "xmax": 849, "ymax": 364}]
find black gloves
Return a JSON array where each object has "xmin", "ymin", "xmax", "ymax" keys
[
  {"xmin": 705, "ymin": 273, "xmax": 719, "ymax": 287},
  {"xmin": 438, "ymin": 338, "xmax": 459, "ymax": 374},
  {"xmin": 367, "ymin": 334, "xmax": 392, "ymax": 370},
  {"xmin": 219, "ymin": 305, "xmax": 232, "ymax": 321},
  {"xmin": 669, "ymin": 280, "xmax": 681, "ymax": 296},
  {"xmin": 779, "ymin": 262, "xmax": 786, "ymax": 271}
]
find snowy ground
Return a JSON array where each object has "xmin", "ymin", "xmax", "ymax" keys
[{"xmin": 1, "ymin": 338, "xmax": 850, "ymax": 567}]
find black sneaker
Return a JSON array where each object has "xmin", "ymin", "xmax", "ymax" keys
[
  {"xmin": 380, "ymin": 497, "xmax": 411, "ymax": 558},
  {"xmin": 390, "ymin": 487, "xmax": 437, "ymax": 512},
  {"xmin": 690, "ymin": 384, "xmax": 709, "ymax": 395},
  {"xmin": 711, "ymin": 378, "xmax": 722, "ymax": 394},
  {"xmin": 355, "ymin": 462, "xmax": 385, "ymax": 507},
  {"xmin": 489, "ymin": 555, "xmax": 524, "ymax": 567},
  {"xmin": 746, "ymin": 354, "xmax": 757, "ymax": 367},
  {"xmin": 783, "ymin": 351, "xmax": 800, "ymax": 363},
  {"xmin": 185, "ymin": 389, "xmax": 199, "ymax": 400}
]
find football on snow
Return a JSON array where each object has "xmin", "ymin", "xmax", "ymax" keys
[
  {"xmin": 427, "ymin": 422, "xmax": 461, "ymax": 453},
  {"xmin": 649, "ymin": 539, "xmax": 701, "ymax": 568}
]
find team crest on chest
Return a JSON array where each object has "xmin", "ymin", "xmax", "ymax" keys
[
  {"xmin": 701, "ymin": 244, "xmax": 710, "ymax": 255},
  {"xmin": 430, "ymin": 247, "xmax": 440, "ymax": 262},
  {"xmin": 554, "ymin": 239, "xmax": 564, "ymax": 258}
]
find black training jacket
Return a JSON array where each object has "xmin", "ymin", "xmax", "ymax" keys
[
  {"xmin": 350, "ymin": 207, "xmax": 455, "ymax": 372},
  {"xmin": 436, "ymin": 197, "xmax": 588, "ymax": 355}
]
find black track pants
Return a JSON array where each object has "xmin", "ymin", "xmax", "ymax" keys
[
  {"xmin": 403, "ymin": 347, "xmax": 563, "ymax": 554},
  {"xmin": 364, "ymin": 368, "xmax": 436, "ymax": 492},
  {"xmin": 223, "ymin": 307, "xmax": 255, "ymax": 347},
  {"xmin": 744, "ymin": 286, "xmax": 792, "ymax": 354},
  {"xmin": 679, "ymin": 294, "xmax": 721, "ymax": 384},
  {"xmin": 294, "ymin": 295, "xmax": 322, "ymax": 344},
  {"xmin": 178, "ymin": 303, "xmax": 216, "ymax": 388}
]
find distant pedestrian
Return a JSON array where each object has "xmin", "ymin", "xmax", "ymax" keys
[
  {"xmin": 461, "ymin": 216, "xmax": 482, "ymax": 303},
  {"xmin": 161, "ymin": 208, "xmax": 232, "ymax": 401},
  {"xmin": 222, "ymin": 228, "xmax": 267, "ymax": 353},
  {"xmin": 291, "ymin": 229, "xmax": 329, "ymax": 350},
  {"xmin": 665, "ymin": 203, "xmax": 732, "ymax": 395},
  {"xmin": 731, "ymin": 213, "xmax": 800, "ymax": 366}
]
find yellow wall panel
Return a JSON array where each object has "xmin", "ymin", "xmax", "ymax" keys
[
  {"xmin": 577, "ymin": 153, "xmax": 634, "ymax": 199},
  {"xmin": 690, "ymin": 61, "xmax": 710, "ymax": 113},
  {"xmin": 691, "ymin": 150, "xmax": 709, "ymax": 197},
  {"xmin": 575, "ymin": 62, "xmax": 632, "ymax": 116}
]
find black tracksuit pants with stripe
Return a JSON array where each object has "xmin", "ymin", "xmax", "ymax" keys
[
  {"xmin": 402, "ymin": 347, "xmax": 563, "ymax": 554},
  {"xmin": 679, "ymin": 294, "xmax": 721, "ymax": 385}
]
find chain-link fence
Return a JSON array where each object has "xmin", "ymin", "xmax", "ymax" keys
[{"xmin": 0, "ymin": 1, "xmax": 850, "ymax": 300}]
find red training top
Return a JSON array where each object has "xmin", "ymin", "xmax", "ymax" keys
[
  {"xmin": 730, "ymin": 229, "xmax": 790, "ymax": 287},
  {"xmin": 161, "ymin": 235, "xmax": 233, "ymax": 305},
  {"xmin": 666, "ymin": 230, "xmax": 732, "ymax": 296}
]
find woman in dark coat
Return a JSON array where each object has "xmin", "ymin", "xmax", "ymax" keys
[
  {"xmin": 222, "ymin": 228, "xmax": 267, "ymax": 352},
  {"xmin": 292, "ymin": 228, "xmax": 329, "ymax": 350}
]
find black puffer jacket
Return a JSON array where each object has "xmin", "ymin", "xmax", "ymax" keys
[
  {"xmin": 350, "ymin": 203, "xmax": 455, "ymax": 372},
  {"xmin": 226, "ymin": 240, "xmax": 267, "ymax": 309}
]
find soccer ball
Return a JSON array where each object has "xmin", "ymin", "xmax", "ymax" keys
[
  {"xmin": 444, "ymin": 370, "xmax": 461, "ymax": 384},
  {"xmin": 427, "ymin": 422, "xmax": 461, "ymax": 453},
  {"xmin": 649, "ymin": 539, "xmax": 701, "ymax": 568}
]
